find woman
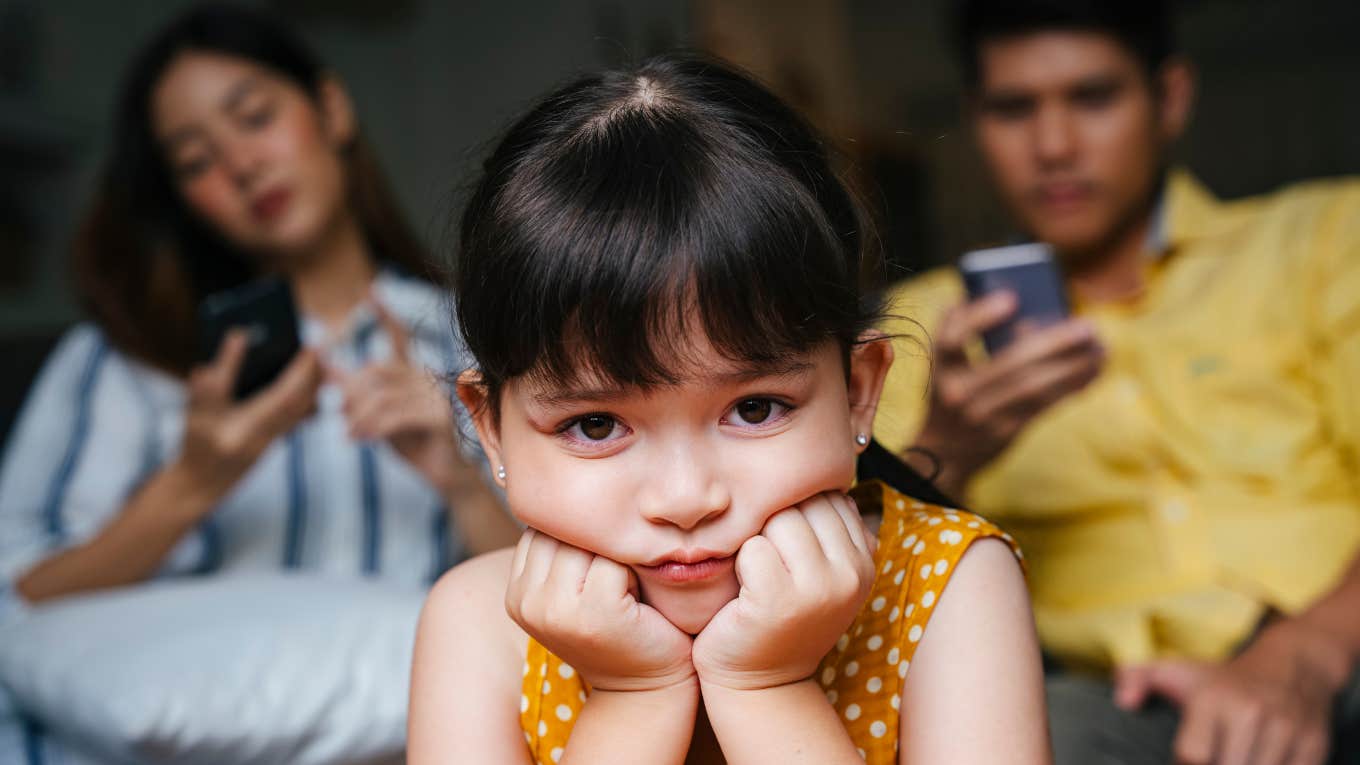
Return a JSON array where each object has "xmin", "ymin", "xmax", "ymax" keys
[{"xmin": 0, "ymin": 3, "xmax": 519, "ymax": 613}]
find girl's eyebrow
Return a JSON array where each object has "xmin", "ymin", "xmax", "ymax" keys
[{"xmin": 528, "ymin": 359, "xmax": 815, "ymax": 409}]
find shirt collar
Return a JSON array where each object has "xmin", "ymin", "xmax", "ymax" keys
[{"xmin": 1155, "ymin": 168, "xmax": 1230, "ymax": 258}]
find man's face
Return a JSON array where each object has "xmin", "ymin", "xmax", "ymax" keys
[{"xmin": 971, "ymin": 31, "xmax": 1171, "ymax": 261}]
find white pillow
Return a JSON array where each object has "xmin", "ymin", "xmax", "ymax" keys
[{"xmin": 0, "ymin": 573, "xmax": 425, "ymax": 765}]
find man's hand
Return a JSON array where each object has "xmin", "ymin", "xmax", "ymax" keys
[
  {"xmin": 905, "ymin": 291, "xmax": 1103, "ymax": 496},
  {"xmin": 1114, "ymin": 619, "xmax": 1353, "ymax": 765}
]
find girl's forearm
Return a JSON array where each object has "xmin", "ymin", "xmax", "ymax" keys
[
  {"xmin": 15, "ymin": 460, "xmax": 219, "ymax": 603},
  {"xmin": 700, "ymin": 678, "xmax": 863, "ymax": 764},
  {"xmin": 560, "ymin": 679, "xmax": 699, "ymax": 765}
]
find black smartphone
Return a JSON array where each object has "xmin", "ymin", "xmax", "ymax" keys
[
  {"xmin": 958, "ymin": 243, "xmax": 1069, "ymax": 354},
  {"xmin": 197, "ymin": 278, "xmax": 302, "ymax": 400}
]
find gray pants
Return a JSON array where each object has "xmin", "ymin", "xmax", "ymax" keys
[{"xmin": 1048, "ymin": 671, "xmax": 1360, "ymax": 764}]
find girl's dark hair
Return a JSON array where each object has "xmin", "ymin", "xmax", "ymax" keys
[
  {"xmin": 73, "ymin": 2, "xmax": 431, "ymax": 374},
  {"xmin": 455, "ymin": 53, "xmax": 879, "ymax": 417}
]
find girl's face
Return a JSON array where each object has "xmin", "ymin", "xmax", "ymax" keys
[
  {"xmin": 151, "ymin": 51, "xmax": 354, "ymax": 260},
  {"xmin": 466, "ymin": 329, "xmax": 892, "ymax": 634}
]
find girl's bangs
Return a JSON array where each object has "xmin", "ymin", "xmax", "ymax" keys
[{"xmin": 483, "ymin": 107, "xmax": 861, "ymax": 393}]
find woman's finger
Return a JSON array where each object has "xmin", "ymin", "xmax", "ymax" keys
[
  {"xmin": 196, "ymin": 329, "xmax": 250, "ymax": 402},
  {"xmin": 236, "ymin": 349, "xmax": 323, "ymax": 436},
  {"xmin": 369, "ymin": 293, "xmax": 411, "ymax": 364}
]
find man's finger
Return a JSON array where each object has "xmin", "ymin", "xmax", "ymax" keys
[
  {"xmin": 1146, "ymin": 661, "xmax": 1205, "ymax": 707},
  {"xmin": 934, "ymin": 292, "xmax": 1017, "ymax": 368},
  {"xmin": 1173, "ymin": 702, "xmax": 1220, "ymax": 765},
  {"xmin": 986, "ymin": 318, "xmax": 1101, "ymax": 379},
  {"xmin": 969, "ymin": 344, "xmax": 1102, "ymax": 424},
  {"xmin": 370, "ymin": 293, "xmax": 410, "ymax": 364},
  {"xmin": 1113, "ymin": 666, "xmax": 1152, "ymax": 710},
  {"xmin": 1252, "ymin": 716, "xmax": 1297, "ymax": 765},
  {"xmin": 1217, "ymin": 704, "xmax": 1261, "ymax": 765},
  {"xmin": 1286, "ymin": 730, "xmax": 1329, "ymax": 765}
]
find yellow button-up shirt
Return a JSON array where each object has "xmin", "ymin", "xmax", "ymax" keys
[{"xmin": 875, "ymin": 171, "xmax": 1360, "ymax": 669}]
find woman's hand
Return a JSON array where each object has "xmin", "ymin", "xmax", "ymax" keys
[
  {"xmin": 692, "ymin": 491, "xmax": 876, "ymax": 691},
  {"xmin": 505, "ymin": 529, "xmax": 697, "ymax": 693},
  {"xmin": 336, "ymin": 298, "xmax": 482, "ymax": 496},
  {"xmin": 179, "ymin": 328, "xmax": 323, "ymax": 506}
]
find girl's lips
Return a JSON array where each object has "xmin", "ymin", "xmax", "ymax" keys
[{"xmin": 638, "ymin": 554, "xmax": 735, "ymax": 585}]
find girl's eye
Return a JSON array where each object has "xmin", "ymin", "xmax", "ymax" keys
[
  {"xmin": 569, "ymin": 414, "xmax": 618, "ymax": 441},
  {"xmin": 728, "ymin": 397, "xmax": 790, "ymax": 427},
  {"xmin": 736, "ymin": 398, "xmax": 772, "ymax": 424}
]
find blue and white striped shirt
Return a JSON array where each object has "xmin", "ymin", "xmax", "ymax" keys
[{"xmin": 0, "ymin": 270, "xmax": 488, "ymax": 617}]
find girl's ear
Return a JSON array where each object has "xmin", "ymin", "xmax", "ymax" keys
[
  {"xmin": 847, "ymin": 332, "xmax": 894, "ymax": 452},
  {"xmin": 456, "ymin": 370, "xmax": 505, "ymax": 487}
]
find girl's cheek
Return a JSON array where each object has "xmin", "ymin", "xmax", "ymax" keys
[{"xmin": 506, "ymin": 460, "xmax": 625, "ymax": 551}]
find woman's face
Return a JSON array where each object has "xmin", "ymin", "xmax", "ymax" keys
[
  {"xmin": 152, "ymin": 51, "xmax": 353, "ymax": 259},
  {"xmin": 467, "ymin": 330, "xmax": 892, "ymax": 634}
]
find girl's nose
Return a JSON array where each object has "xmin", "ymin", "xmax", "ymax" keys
[{"xmin": 637, "ymin": 446, "xmax": 730, "ymax": 530}]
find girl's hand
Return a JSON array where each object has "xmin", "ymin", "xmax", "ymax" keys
[
  {"xmin": 692, "ymin": 492, "xmax": 876, "ymax": 691},
  {"xmin": 336, "ymin": 298, "xmax": 482, "ymax": 496},
  {"xmin": 505, "ymin": 529, "xmax": 697, "ymax": 693},
  {"xmin": 179, "ymin": 329, "xmax": 323, "ymax": 506}
]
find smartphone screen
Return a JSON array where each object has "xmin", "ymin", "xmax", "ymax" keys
[
  {"xmin": 197, "ymin": 278, "xmax": 302, "ymax": 400},
  {"xmin": 958, "ymin": 243, "xmax": 1069, "ymax": 354}
]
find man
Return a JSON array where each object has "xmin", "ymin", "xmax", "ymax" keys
[{"xmin": 874, "ymin": 2, "xmax": 1360, "ymax": 763}]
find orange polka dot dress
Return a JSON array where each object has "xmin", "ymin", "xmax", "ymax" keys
[{"xmin": 518, "ymin": 480, "xmax": 1023, "ymax": 764}]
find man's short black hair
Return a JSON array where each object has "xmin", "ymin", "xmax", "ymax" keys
[{"xmin": 954, "ymin": 0, "xmax": 1173, "ymax": 88}]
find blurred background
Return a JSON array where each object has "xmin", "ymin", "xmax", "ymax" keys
[{"xmin": 2, "ymin": 0, "xmax": 1359, "ymax": 442}]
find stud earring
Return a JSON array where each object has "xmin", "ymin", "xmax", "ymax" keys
[
  {"xmin": 855, "ymin": 433, "xmax": 869, "ymax": 447},
  {"xmin": 496, "ymin": 465, "xmax": 507, "ymax": 481}
]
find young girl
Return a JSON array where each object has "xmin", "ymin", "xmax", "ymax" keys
[{"xmin": 409, "ymin": 54, "xmax": 1049, "ymax": 763}]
